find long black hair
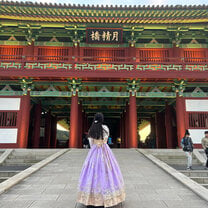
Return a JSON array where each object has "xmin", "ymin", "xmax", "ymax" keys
[{"xmin": 88, "ymin": 112, "xmax": 106, "ymax": 140}]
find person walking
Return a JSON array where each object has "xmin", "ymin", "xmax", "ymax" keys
[
  {"xmin": 76, "ymin": 113, "xmax": 125, "ymax": 207},
  {"xmin": 181, "ymin": 130, "xmax": 194, "ymax": 170},
  {"xmin": 201, "ymin": 131, "xmax": 208, "ymax": 170}
]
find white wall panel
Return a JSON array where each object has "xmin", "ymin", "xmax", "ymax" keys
[
  {"xmin": 0, "ymin": 129, "xmax": 18, "ymax": 143},
  {"xmin": 0, "ymin": 98, "xmax": 20, "ymax": 110},
  {"xmin": 186, "ymin": 99, "xmax": 208, "ymax": 112},
  {"xmin": 188, "ymin": 129, "xmax": 208, "ymax": 144}
]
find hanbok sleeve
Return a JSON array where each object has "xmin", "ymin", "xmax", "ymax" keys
[
  {"xmin": 102, "ymin": 125, "xmax": 110, "ymax": 139},
  {"xmin": 88, "ymin": 137, "xmax": 93, "ymax": 148}
]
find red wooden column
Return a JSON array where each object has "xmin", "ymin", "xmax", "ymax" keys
[
  {"xmin": 25, "ymin": 41, "xmax": 34, "ymax": 60},
  {"xmin": 121, "ymin": 113, "xmax": 125, "ymax": 148},
  {"xmin": 129, "ymin": 93, "xmax": 138, "ymax": 148},
  {"xmin": 125, "ymin": 105, "xmax": 129, "ymax": 148},
  {"xmin": 45, "ymin": 111, "xmax": 52, "ymax": 148},
  {"xmin": 120, "ymin": 114, "xmax": 124, "ymax": 148},
  {"xmin": 150, "ymin": 117, "xmax": 156, "ymax": 148},
  {"xmin": 150, "ymin": 117, "xmax": 156, "ymax": 138},
  {"xmin": 18, "ymin": 92, "xmax": 31, "ymax": 148},
  {"xmin": 31, "ymin": 103, "xmax": 41, "ymax": 148},
  {"xmin": 176, "ymin": 94, "xmax": 186, "ymax": 147},
  {"xmin": 81, "ymin": 111, "xmax": 85, "ymax": 147},
  {"xmin": 83, "ymin": 112, "xmax": 88, "ymax": 133},
  {"xmin": 78, "ymin": 103, "xmax": 83, "ymax": 148},
  {"xmin": 122, "ymin": 113, "xmax": 126, "ymax": 148},
  {"xmin": 73, "ymin": 42, "xmax": 80, "ymax": 62},
  {"xmin": 165, "ymin": 104, "xmax": 174, "ymax": 148},
  {"xmin": 124, "ymin": 111, "xmax": 128, "ymax": 148},
  {"xmin": 155, "ymin": 112, "xmax": 160, "ymax": 148},
  {"xmin": 155, "ymin": 112, "xmax": 167, "ymax": 148},
  {"xmin": 69, "ymin": 92, "xmax": 79, "ymax": 148},
  {"xmin": 50, "ymin": 116, "xmax": 57, "ymax": 148},
  {"xmin": 129, "ymin": 44, "xmax": 136, "ymax": 62},
  {"xmin": 172, "ymin": 42, "xmax": 182, "ymax": 63}
]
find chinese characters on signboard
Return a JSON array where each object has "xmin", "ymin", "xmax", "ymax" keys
[{"xmin": 87, "ymin": 28, "xmax": 122, "ymax": 44}]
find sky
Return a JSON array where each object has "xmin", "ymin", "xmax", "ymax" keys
[{"xmin": 17, "ymin": 0, "xmax": 207, "ymax": 6}]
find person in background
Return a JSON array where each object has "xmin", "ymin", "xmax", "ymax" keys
[
  {"xmin": 83, "ymin": 133, "xmax": 89, "ymax": 149},
  {"xmin": 201, "ymin": 131, "xmax": 208, "ymax": 170},
  {"xmin": 117, "ymin": 137, "xmax": 121, "ymax": 148},
  {"xmin": 107, "ymin": 135, "xmax": 113, "ymax": 148},
  {"xmin": 181, "ymin": 130, "xmax": 194, "ymax": 170}
]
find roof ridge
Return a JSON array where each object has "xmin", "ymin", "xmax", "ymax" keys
[{"xmin": 1, "ymin": 0, "xmax": 208, "ymax": 10}]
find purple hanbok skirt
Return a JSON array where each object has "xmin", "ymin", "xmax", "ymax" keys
[{"xmin": 77, "ymin": 142, "xmax": 125, "ymax": 207}]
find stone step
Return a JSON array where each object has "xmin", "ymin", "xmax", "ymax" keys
[
  {"xmin": 157, "ymin": 155, "xmax": 197, "ymax": 159},
  {"xmin": 201, "ymin": 184, "xmax": 208, "ymax": 188},
  {"xmin": 166, "ymin": 162, "xmax": 200, "ymax": 165},
  {"xmin": 159, "ymin": 159, "xmax": 200, "ymax": 165},
  {"xmin": 157, "ymin": 153, "xmax": 196, "ymax": 157},
  {"xmin": 181, "ymin": 170, "xmax": 208, "ymax": 177},
  {"xmin": 157, "ymin": 157, "xmax": 199, "ymax": 162},
  {"xmin": 0, "ymin": 170, "xmax": 20, "ymax": 177},
  {"xmin": 158, "ymin": 157, "xmax": 199, "ymax": 161},
  {"xmin": 6, "ymin": 158, "xmax": 41, "ymax": 162},
  {"xmin": 11, "ymin": 151, "xmax": 57, "ymax": 157},
  {"xmin": 190, "ymin": 177, "xmax": 208, "ymax": 184},
  {"xmin": 0, "ymin": 176, "xmax": 10, "ymax": 183},
  {"xmin": 8, "ymin": 155, "xmax": 48, "ymax": 159},
  {"xmin": 2, "ymin": 163, "xmax": 36, "ymax": 166}
]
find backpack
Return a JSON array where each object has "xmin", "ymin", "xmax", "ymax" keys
[{"xmin": 182, "ymin": 137, "xmax": 193, "ymax": 152}]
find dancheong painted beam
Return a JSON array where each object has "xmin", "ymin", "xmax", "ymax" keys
[
  {"xmin": 0, "ymin": 90, "xmax": 208, "ymax": 98},
  {"xmin": 0, "ymin": 62, "xmax": 208, "ymax": 79}
]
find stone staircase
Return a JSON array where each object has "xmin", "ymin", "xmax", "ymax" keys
[
  {"xmin": 0, "ymin": 149, "xmax": 60, "ymax": 183},
  {"xmin": 0, "ymin": 150, "xmax": 4, "ymax": 157},
  {"xmin": 148, "ymin": 149, "xmax": 208, "ymax": 189},
  {"xmin": 155, "ymin": 154, "xmax": 200, "ymax": 165},
  {"xmin": 1, "ymin": 149, "xmax": 59, "ymax": 166},
  {"xmin": 0, "ymin": 170, "xmax": 20, "ymax": 183},
  {"xmin": 148, "ymin": 149, "xmax": 202, "ymax": 166},
  {"xmin": 180, "ymin": 170, "xmax": 208, "ymax": 189}
]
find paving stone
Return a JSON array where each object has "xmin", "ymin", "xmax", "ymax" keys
[
  {"xmin": 0, "ymin": 149, "xmax": 207, "ymax": 208},
  {"xmin": 0, "ymin": 200, "xmax": 34, "ymax": 208}
]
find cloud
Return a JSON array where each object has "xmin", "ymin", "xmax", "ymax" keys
[{"xmin": 148, "ymin": 0, "xmax": 168, "ymax": 5}]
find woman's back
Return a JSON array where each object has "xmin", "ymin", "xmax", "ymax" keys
[{"xmin": 77, "ymin": 112, "xmax": 125, "ymax": 207}]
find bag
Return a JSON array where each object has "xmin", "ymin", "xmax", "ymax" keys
[
  {"xmin": 182, "ymin": 137, "xmax": 193, "ymax": 152},
  {"xmin": 183, "ymin": 146, "xmax": 188, "ymax": 151}
]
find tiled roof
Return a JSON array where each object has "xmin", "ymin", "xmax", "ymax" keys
[{"xmin": 1, "ymin": 1, "xmax": 208, "ymax": 24}]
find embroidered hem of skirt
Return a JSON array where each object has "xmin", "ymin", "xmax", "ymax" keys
[{"xmin": 77, "ymin": 188, "xmax": 125, "ymax": 207}]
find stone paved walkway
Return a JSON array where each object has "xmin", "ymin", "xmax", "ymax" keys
[{"xmin": 0, "ymin": 149, "xmax": 208, "ymax": 208}]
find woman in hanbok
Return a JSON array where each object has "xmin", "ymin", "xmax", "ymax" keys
[{"xmin": 76, "ymin": 112, "xmax": 125, "ymax": 207}]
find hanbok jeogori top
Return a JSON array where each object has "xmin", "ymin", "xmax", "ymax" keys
[{"xmin": 88, "ymin": 124, "xmax": 109, "ymax": 147}]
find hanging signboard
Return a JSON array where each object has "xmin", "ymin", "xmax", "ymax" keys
[{"xmin": 86, "ymin": 28, "xmax": 122, "ymax": 44}]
